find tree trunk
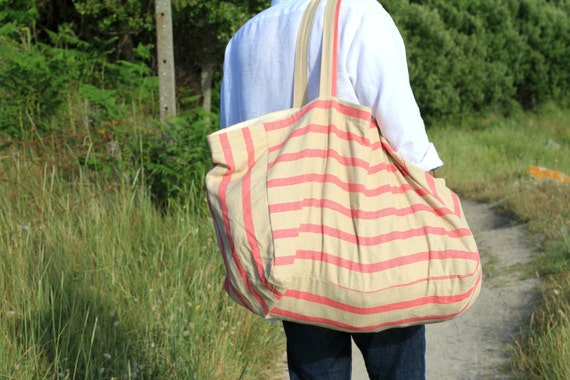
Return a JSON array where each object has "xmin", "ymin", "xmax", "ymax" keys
[
  {"xmin": 156, "ymin": 0, "xmax": 176, "ymax": 125},
  {"xmin": 201, "ymin": 62, "xmax": 213, "ymax": 114}
]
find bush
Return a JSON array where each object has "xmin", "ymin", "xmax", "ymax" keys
[
  {"xmin": 140, "ymin": 108, "xmax": 218, "ymax": 212},
  {"xmin": 2, "ymin": 0, "xmax": 569, "ymax": 206},
  {"xmin": 382, "ymin": 0, "xmax": 570, "ymax": 126},
  {"xmin": 0, "ymin": 23, "xmax": 71, "ymax": 138},
  {"xmin": 0, "ymin": 21, "xmax": 152, "ymax": 140},
  {"xmin": 513, "ymin": 0, "xmax": 570, "ymax": 107}
]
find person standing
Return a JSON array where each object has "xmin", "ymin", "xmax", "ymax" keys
[{"xmin": 219, "ymin": 0, "xmax": 443, "ymax": 378}]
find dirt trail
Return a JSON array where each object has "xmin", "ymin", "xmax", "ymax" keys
[
  {"xmin": 424, "ymin": 200, "xmax": 539, "ymax": 379},
  {"xmin": 274, "ymin": 200, "xmax": 540, "ymax": 379}
]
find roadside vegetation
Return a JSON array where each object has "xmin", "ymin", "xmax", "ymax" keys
[
  {"xmin": 1, "ymin": 0, "xmax": 569, "ymax": 379},
  {"xmin": 430, "ymin": 107, "xmax": 570, "ymax": 379},
  {"xmin": 0, "ymin": 160, "xmax": 284, "ymax": 379}
]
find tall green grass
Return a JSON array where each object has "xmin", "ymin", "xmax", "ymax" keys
[
  {"xmin": 0, "ymin": 156, "xmax": 283, "ymax": 379},
  {"xmin": 2, "ymin": 103, "xmax": 568, "ymax": 379},
  {"xmin": 430, "ymin": 105, "xmax": 570, "ymax": 379}
]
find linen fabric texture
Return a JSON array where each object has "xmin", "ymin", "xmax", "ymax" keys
[
  {"xmin": 206, "ymin": 0, "xmax": 481, "ymax": 333},
  {"xmin": 220, "ymin": 0, "xmax": 443, "ymax": 172}
]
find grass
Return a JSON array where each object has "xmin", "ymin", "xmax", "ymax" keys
[
  {"xmin": 1, "ymin": 102, "xmax": 568, "ymax": 379},
  {"xmin": 0, "ymin": 153, "xmax": 284, "ymax": 379},
  {"xmin": 513, "ymin": 272, "xmax": 570, "ymax": 379},
  {"xmin": 429, "ymin": 105, "xmax": 570, "ymax": 379}
]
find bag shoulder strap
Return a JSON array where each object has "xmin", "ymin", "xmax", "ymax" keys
[
  {"xmin": 320, "ymin": 0, "xmax": 340, "ymax": 98},
  {"xmin": 293, "ymin": 0, "xmax": 320, "ymax": 107},
  {"xmin": 293, "ymin": 0, "xmax": 341, "ymax": 108}
]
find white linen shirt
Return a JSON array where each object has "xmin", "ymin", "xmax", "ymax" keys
[{"xmin": 220, "ymin": 0, "xmax": 443, "ymax": 171}]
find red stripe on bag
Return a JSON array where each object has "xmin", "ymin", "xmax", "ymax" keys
[
  {"xmin": 268, "ymin": 123, "xmax": 370, "ymax": 153},
  {"xmin": 424, "ymin": 173, "xmax": 443, "ymax": 196},
  {"xmin": 425, "ymin": 173, "xmax": 444, "ymax": 204},
  {"xmin": 206, "ymin": 198, "xmax": 253, "ymax": 311},
  {"xmin": 270, "ymin": 308, "xmax": 457, "ymax": 332},
  {"xmin": 331, "ymin": 0, "xmax": 341, "ymax": 97},
  {"xmin": 215, "ymin": 136, "xmax": 247, "ymax": 302},
  {"xmin": 269, "ymin": 148, "xmax": 371, "ymax": 169},
  {"xmin": 274, "ymin": 249, "xmax": 480, "ymax": 272},
  {"xmin": 283, "ymin": 288, "xmax": 476, "ymax": 315},
  {"xmin": 219, "ymin": 134, "xmax": 270, "ymax": 314},
  {"xmin": 264, "ymin": 106, "xmax": 315, "ymax": 132},
  {"xmin": 268, "ymin": 149, "xmax": 402, "ymax": 177},
  {"xmin": 241, "ymin": 128, "xmax": 281, "ymax": 296},
  {"xmin": 227, "ymin": 282, "xmax": 257, "ymax": 313},
  {"xmin": 328, "ymin": 266, "xmax": 482, "ymax": 294},
  {"xmin": 273, "ymin": 224, "xmax": 474, "ymax": 245},
  {"xmin": 268, "ymin": 173, "xmax": 413, "ymax": 195},
  {"xmin": 319, "ymin": 99, "xmax": 371, "ymax": 120},
  {"xmin": 267, "ymin": 173, "xmax": 394, "ymax": 192},
  {"xmin": 269, "ymin": 173, "xmax": 443, "ymax": 202},
  {"xmin": 265, "ymin": 99, "xmax": 372, "ymax": 132},
  {"xmin": 271, "ymin": 269, "xmax": 482, "ymax": 329},
  {"xmin": 269, "ymin": 198, "xmax": 459, "ymax": 219},
  {"xmin": 452, "ymin": 191, "xmax": 462, "ymax": 217},
  {"xmin": 271, "ymin": 290, "xmax": 475, "ymax": 332}
]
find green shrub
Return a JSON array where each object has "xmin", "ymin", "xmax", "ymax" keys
[
  {"xmin": 2, "ymin": 0, "xmax": 569, "ymax": 208},
  {"xmin": 382, "ymin": 0, "xmax": 570, "ymax": 125},
  {"xmin": 0, "ymin": 23, "xmax": 70, "ymax": 139},
  {"xmin": 513, "ymin": 0, "xmax": 570, "ymax": 107},
  {"xmin": 0, "ymin": 21, "xmax": 152, "ymax": 141},
  {"xmin": 141, "ymin": 108, "xmax": 217, "ymax": 213}
]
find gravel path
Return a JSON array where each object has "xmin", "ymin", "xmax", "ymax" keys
[{"xmin": 274, "ymin": 200, "xmax": 540, "ymax": 379}]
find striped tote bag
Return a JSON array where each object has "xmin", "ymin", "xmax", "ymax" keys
[{"xmin": 205, "ymin": 0, "xmax": 481, "ymax": 332}]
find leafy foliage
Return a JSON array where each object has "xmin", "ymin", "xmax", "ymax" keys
[
  {"xmin": 1, "ymin": 0, "xmax": 569, "ymax": 206},
  {"xmin": 141, "ymin": 107, "xmax": 218, "ymax": 212},
  {"xmin": 383, "ymin": 0, "xmax": 570, "ymax": 125}
]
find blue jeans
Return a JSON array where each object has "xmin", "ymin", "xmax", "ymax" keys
[{"xmin": 283, "ymin": 322, "xmax": 425, "ymax": 380}]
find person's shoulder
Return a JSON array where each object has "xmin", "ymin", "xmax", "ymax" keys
[
  {"xmin": 341, "ymin": 0, "xmax": 395, "ymax": 28},
  {"xmin": 230, "ymin": 1, "xmax": 307, "ymax": 42},
  {"xmin": 340, "ymin": 0, "xmax": 393, "ymax": 24},
  {"xmin": 342, "ymin": 0, "xmax": 386, "ymax": 11}
]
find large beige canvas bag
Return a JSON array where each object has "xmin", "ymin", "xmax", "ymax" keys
[{"xmin": 205, "ymin": 0, "xmax": 481, "ymax": 332}]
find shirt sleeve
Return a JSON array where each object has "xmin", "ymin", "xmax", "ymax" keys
[{"xmin": 343, "ymin": 4, "xmax": 443, "ymax": 172}]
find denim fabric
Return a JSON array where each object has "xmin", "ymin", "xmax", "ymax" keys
[{"xmin": 283, "ymin": 322, "xmax": 425, "ymax": 380}]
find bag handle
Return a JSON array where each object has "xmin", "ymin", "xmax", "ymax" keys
[
  {"xmin": 293, "ymin": 0, "xmax": 320, "ymax": 107},
  {"xmin": 320, "ymin": 0, "xmax": 341, "ymax": 98},
  {"xmin": 293, "ymin": 0, "xmax": 341, "ymax": 108}
]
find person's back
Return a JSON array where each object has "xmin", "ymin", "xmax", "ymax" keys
[
  {"xmin": 221, "ymin": 0, "xmax": 442, "ymax": 172},
  {"xmin": 219, "ymin": 1, "xmax": 441, "ymax": 378}
]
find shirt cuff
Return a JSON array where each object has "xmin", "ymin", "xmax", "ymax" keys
[{"xmin": 414, "ymin": 143, "xmax": 444, "ymax": 172}]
